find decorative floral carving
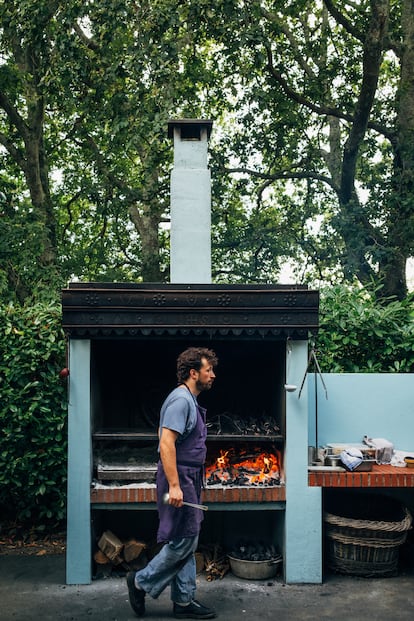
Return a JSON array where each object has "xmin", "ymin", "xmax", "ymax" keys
[
  {"xmin": 153, "ymin": 294, "xmax": 166, "ymax": 306},
  {"xmin": 62, "ymin": 285, "xmax": 319, "ymax": 336},
  {"xmin": 85, "ymin": 294, "xmax": 100, "ymax": 306},
  {"xmin": 283, "ymin": 294, "xmax": 297, "ymax": 306},
  {"xmin": 217, "ymin": 294, "xmax": 231, "ymax": 306},
  {"xmin": 279, "ymin": 315, "xmax": 292, "ymax": 324}
]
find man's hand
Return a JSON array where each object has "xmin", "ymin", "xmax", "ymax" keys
[{"xmin": 167, "ymin": 484, "xmax": 184, "ymax": 508}]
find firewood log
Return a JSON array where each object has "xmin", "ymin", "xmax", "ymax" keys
[
  {"xmin": 94, "ymin": 550, "xmax": 111, "ymax": 565},
  {"xmin": 98, "ymin": 530, "xmax": 124, "ymax": 563},
  {"xmin": 123, "ymin": 539, "xmax": 146, "ymax": 563},
  {"xmin": 93, "ymin": 549, "xmax": 114, "ymax": 578}
]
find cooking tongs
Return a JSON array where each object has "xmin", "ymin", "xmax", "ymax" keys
[{"xmin": 298, "ymin": 347, "xmax": 328, "ymax": 400}]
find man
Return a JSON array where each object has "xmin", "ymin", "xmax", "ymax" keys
[{"xmin": 127, "ymin": 347, "xmax": 218, "ymax": 619}]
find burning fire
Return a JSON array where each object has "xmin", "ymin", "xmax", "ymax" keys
[{"xmin": 205, "ymin": 447, "xmax": 282, "ymax": 486}]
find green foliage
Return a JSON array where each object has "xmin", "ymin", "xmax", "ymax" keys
[
  {"xmin": 317, "ymin": 284, "xmax": 414, "ymax": 372},
  {"xmin": 1, "ymin": 0, "xmax": 414, "ymax": 297},
  {"xmin": 0, "ymin": 300, "xmax": 68, "ymax": 528}
]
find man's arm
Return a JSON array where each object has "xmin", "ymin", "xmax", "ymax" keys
[{"xmin": 159, "ymin": 427, "xmax": 183, "ymax": 507}]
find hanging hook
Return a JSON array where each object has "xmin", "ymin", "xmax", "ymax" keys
[{"xmin": 298, "ymin": 346, "xmax": 328, "ymax": 400}]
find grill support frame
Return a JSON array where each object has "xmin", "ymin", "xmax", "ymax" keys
[{"xmin": 63, "ymin": 284, "xmax": 321, "ymax": 585}]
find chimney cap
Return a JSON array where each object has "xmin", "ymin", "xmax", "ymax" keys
[{"xmin": 168, "ymin": 118, "xmax": 213, "ymax": 140}]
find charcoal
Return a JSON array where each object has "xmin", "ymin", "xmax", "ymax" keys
[
  {"xmin": 206, "ymin": 413, "xmax": 280, "ymax": 436},
  {"xmin": 230, "ymin": 540, "xmax": 280, "ymax": 561}
]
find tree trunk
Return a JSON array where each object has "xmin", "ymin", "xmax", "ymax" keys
[
  {"xmin": 336, "ymin": 0, "xmax": 390, "ymax": 290},
  {"xmin": 380, "ymin": 0, "xmax": 414, "ymax": 300},
  {"xmin": 128, "ymin": 204, "xmax": 164, "ymax": 282},
  {"xmin": 1, "ymin": 23, "xmax": 58, "ymax": 299},
  {"xmin": 379, "ymin": 251, "xmax": 407, "ymax": 300},
  {"xmin": 24, "ymin": 127, "xmax": 57, "ymax": 268}
]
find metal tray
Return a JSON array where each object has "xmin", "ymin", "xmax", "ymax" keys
[{"xmin": 342, "ymin": 460, "xmax": 374, "ymax": 472}]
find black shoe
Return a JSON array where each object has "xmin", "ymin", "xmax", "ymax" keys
[
  {"xmin": 173, "ymin": 600, "xmax": 216, "ymax": 619},
  {"xmin": 126, "ymin": 571, "xmax": 146, "ymax": 617}
]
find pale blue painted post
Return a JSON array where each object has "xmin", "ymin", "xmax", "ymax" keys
[
  {"xmin": 285, "ymin": 340, "xmax": 322, "ymax": 583},
  {"xmin": 66, "ymin": 339, "xmax": 92, "ymax": 584}
]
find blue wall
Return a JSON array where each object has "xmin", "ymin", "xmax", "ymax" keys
[{"xmin": 308, "ymin": 373, "xmax": 414, "ymax": 451}]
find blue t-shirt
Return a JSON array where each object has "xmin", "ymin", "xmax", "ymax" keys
[{"xmin": 158, "ymin": 386, "xmax": 198, "ymax": 445}]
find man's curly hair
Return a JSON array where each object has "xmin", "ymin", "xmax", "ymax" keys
[{"xmin": 176, "ymin": 347, "xmax": 218, "ymax": 384}]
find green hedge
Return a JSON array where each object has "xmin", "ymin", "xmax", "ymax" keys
[
  {"xmin": 0, "ymin": 301, "xmax": 67, "ymax": 529},
  {"xmin": 317, "ymin": 285, "xmax": 414, "ymax": 372}
]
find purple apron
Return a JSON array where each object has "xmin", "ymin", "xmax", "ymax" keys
[{"xmin": 156, "ymin": 403, "xmax": 207, "ymax": 542}]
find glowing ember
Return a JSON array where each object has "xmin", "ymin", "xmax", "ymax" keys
[{"xmin": 206, "ymin": 447, "xmax": 283, "ymax": 486}]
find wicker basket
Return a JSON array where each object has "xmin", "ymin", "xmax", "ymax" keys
[{"xmin": 324, "ymin": 496, "xmax": 412, "ymax": 577}]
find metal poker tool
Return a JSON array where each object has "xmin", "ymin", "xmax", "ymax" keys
[{"xmin": 162, "ymin": 493, "xmax": 208, "ymax": 511}]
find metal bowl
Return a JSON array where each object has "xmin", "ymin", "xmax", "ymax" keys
[
  {"xmin": 324, "ymin": 455, "xmax": 342, "ymax": 467},
  {"xmin": 228, "ymin": 555, "xmax": 282, "ymax": 580}
]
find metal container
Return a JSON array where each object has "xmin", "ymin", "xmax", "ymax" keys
[
  {"xmin": 404, "ymin": 457, "xmax": 414, "ymax": 469},
  {"xmin": 324, "ymin": 455, "xmax": 342, "ymax": 467},
  {"xmin": 308, "ymin": 446, "xmax": 317, "ymax": 465},
  {"xmin": 228, "ymin": 555, "xmax": 282, "ymax": 580}
]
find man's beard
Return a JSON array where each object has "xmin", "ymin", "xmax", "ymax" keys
[{"xmin": 196, "ymin": 379, "xmax": 213, "ymax": 392}]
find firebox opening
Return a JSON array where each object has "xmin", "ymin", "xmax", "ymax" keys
[
  {"xmin": 199, "ymin": 510, "xmax": 284, "ymax": 554},
  {"xmin": 91, "ymin": 338, "xmax": 286, "ymax": 436},
  {"xmin": 91, "ymin": 337, "xmax": 286, "ymax": 489}
]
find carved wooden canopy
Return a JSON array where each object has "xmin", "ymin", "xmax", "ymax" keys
[{"xmin": 61, "ymin": 283, "xmax": 319, "ymax": 339}]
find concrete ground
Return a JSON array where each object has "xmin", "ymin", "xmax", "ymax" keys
[{"xmin": 1, "ymin": 554, "xmax": 414, "ymax": 621}]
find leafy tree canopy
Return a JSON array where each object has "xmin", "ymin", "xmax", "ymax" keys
[{"xmin": 1, "ymin": 1, "xmax": 413, "ymax": 302}]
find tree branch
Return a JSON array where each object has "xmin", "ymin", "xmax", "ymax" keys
[
  {"xmin": 263, "ymin": 40, "xmax": 394, "ymax": 142},
  {"xmin": 0, "ymin": 130, "xmax": 27, "ymax": 171},
  {"xmin": 258, "ymin": 7, "xmax": 319, "ymax": 81},
  {"xmin": 0, "ymin": 90, "xmax": 29, "ymax": 139},
  {"xmin": 78, "ymin": 126, "xmax": 141, "ymax": 200},
  {"xmin": 323, "ymin": 0, "xmax": 365, "ymax": 42},
  {"xmin": 73, "ymin": 21, "xmax": 99, "ymax": 51},
  {"xmin": 340, "ymin": 0, "xmax": 389, "ymax": 204},
  {"xmin": 62, "ymin": 190, "xmax": 83, "ymax": 239},
  {"xmin": 224, "ymin": 165, "xmax": 338, "ymax": 192}
]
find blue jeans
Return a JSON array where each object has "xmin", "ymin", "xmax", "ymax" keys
[{"xmin": 134, "ymin": 535, "xmax": 199, "ymax": 604}]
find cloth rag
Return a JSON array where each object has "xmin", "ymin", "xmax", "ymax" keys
[
  {"xmin": 391, "ymin": 450, "xmax": 411, "ymax": 468},
  {"xmin": 340, "ymin": 448, "xmax": 363, "ymax": 471}
]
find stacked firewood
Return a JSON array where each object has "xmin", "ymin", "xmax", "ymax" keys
[
  {"xmin": 198, "ymin": 544, "xmax": 230, "ymax": 581},
  {"xmin": 94, "ymin": 530, "xmax": 148, "ymax": 577},
  {"xmin": 94, "ymin": 531, "xmax": 230, "ymax": 581}
]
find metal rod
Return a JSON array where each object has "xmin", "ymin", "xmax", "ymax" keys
[
  {"xmin": 181, "ymin": 500, "xmax": 209, "ymax": 511},
  {"xmin": 162, "ymin": 493, "xmax": 208, "ymax": 511}
]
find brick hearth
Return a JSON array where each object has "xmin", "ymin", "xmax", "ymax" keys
[
  {"xmin": 308, "ymin": 464, "xmax": 414, "ymax": 488},
  {"xmin": 90, "ymin": 485, "xmax": 285, "ymax": 504}
]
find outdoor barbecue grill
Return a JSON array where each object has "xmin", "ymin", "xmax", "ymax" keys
[{"xmin": 63, "ymin": 119, "xmax": 320, "ymax": 585}]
